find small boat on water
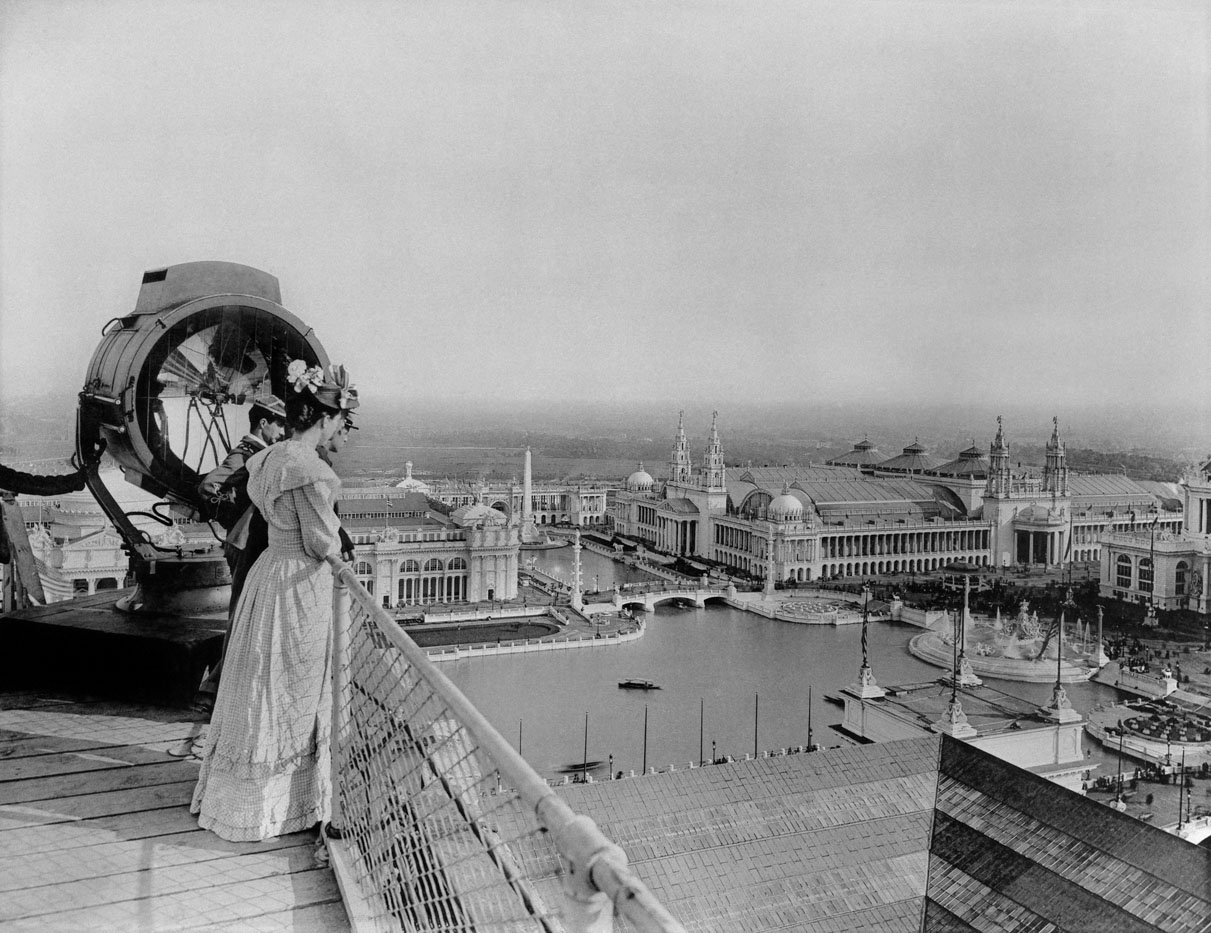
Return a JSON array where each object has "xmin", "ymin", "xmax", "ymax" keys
[
  {"xmin": 555, "ymin": 759, "xmax": 605, "ymax": 774},
  {"xmin": 619, "ymin": 678, "xmax": 661, "ymax": 690}
]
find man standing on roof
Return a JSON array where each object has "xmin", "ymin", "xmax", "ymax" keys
[
  {"xmin": 199, "ymin": 395, "xmax": 288, "ymax": 532},
  {"xmin": 194, "ymin": 394, "xmax": 287, "ymax": 711}
]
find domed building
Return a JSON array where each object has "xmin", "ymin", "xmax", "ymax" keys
[
  {"xmin": 767, "ymin": 484, "xmax": 805, "ymax": 523},
  {"xmin": 625, "ymin": 463, "xmax": 654, "ymax": 493},
  {"xmin": 825, "ymin": 437, "xmax": 884, "ymax": 470},
  {"xmin": 337, "ymin": 486, "xmax": 520, "ymax": 608},
  {"xmin": 450, "ymin": 500, "xmax": 508, "ymax": 528},
  {"xmin": 613, "ymin": 412, "xmax": 1184, "ymax": 585}
]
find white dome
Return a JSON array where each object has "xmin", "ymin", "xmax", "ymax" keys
[
  {"xmin": 626, "ymin": 462, "xmax": 654, "ymax": 491},
  {"xmin": 768, "ymin": 492, "xmax": 803, "ymax": 522},
  {"xmin": 451, "ymin": 502, "xmax": 507, "ymax": 527}
]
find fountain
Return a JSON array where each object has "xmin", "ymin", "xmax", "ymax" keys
[{"xmin": 910, "ymin": 593, "xmax": 1101, "ymax": 685}]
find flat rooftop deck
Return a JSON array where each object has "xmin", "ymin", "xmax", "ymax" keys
[{"xmin": 0, "ymin": 690, "xmax": 348, "ymax": 932}]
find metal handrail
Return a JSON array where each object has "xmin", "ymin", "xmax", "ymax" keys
[{"xmin": 327, "ymin": 558, "xmax": 685, "ymax": 933}]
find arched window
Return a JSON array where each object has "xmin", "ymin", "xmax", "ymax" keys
[
  {"xmin": 447, "ymin": 557, "xmax": 467, "ymax": 571},
  {"xmin": 424, "ymin": 558, "xmax": 443, "ymax": 572},
  {"xmin": 95, "ymin": 578, "xmax": 118, "ymax": 590},
  {"xmin": 73, "ymin": 579, "xmax": 89, "ymax": 594},
  {"xmin": 1138, "ymin": 558, "xmax": 1153, "ymax": 594},
  {"xmin": 1116, "ymin": 555, "xmax": 1132, "ymax": 589},
  {"xmin": 1175, "ymin": 561, "xmax": 1188, "ymax": 596},
  {"xmin": 354, "ymin": 560, "xmax": 373, "ymax": 576},
  {"xmin": 402, "ymin": 559, "xmax": 420, "ymax": 573}
]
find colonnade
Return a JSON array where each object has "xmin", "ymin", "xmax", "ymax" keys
[
  {"xmin": 819, "ymin": 526, "xmax": 989, "ymax": 561},
  {"xmin": 656, "ymin": 517, "xmax": 696, "ymax": 556},
  {"xmin": 710, "ymin": 522, "xmax": 993, "ymax": 580},
  {"xmin": 1014, "ymin": 529, "xmax": 1066, "ymax": 566}
]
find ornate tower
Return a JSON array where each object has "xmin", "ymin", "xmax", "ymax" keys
[
  {"xmin": 981, "ymin": 415, "xmax": 1017, "ymax": 569},
  {"xmin": 1042, "ymin": 416, "xmax": 1069, "ymax": 497},
  {"xmin": 668, "ymin": 410, "xmax": 693, "ymax": 485},
  {"xmin": 702, "ymin": 410, "xmax": 726, "ymax": 491},
  {"xmin": 986, "ymin": 415, "xmax": 1011, "ymax": 498}
]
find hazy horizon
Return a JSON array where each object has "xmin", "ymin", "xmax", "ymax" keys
[
  {"xmin": 3, "ymin": 385, "xmax": 1207, "ymax": 469},
  {"xmin": 2, "ymin": 1, "xmax": 1207, "ymax": 419}
]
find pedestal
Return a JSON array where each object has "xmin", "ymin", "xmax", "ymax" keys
[
  {"xmin": 933, "ymin": 697, "xmax": 977, "ymax": 738},
  {"xmin": 847, "ymin": 664, "xmax": 885, "ymax": 699}
]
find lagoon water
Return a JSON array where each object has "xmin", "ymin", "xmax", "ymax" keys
[{"xmin": 445, "ymin": 545, "xmax": 1125, "ymax": 779}]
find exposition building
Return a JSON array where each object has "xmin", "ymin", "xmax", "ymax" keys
[
  {"xmin": 1098, "ymin": 456, "xmax": 1211, "ymax": 614},
  {"xmin": 612, "ymin": 413, "xmax": 1184, "ymax": 585}
]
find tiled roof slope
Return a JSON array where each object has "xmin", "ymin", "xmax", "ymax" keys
[
  {"xmin": 559, "ymin": 738, "xmax": 940, "ymax": 932},
  {"xmin": 927, "ymin": 738, "xmax": 1211, "ymax": 933},
  {"xmin": 552, "ymin": 735, "xmax": 1211, "ymax": 933}
]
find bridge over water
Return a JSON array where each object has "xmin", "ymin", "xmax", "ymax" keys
[{"xmin": 579, "ymin": 582, "xmax": 733, "ymax": 615}]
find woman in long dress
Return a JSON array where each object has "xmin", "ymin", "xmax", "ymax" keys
[{"xmin": 191, "ymin": 361, "xmax": 358, "ymax": 842}]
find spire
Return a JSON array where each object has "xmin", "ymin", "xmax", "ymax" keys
[
  {"xmin": 702, "ymin": 410, "xmax": 726, "ymax": 490},
  {"xmin": 1048, "ymin": 415, "xmax": 1061, "ymax": 449},
  {"xmin": 1043, "ymin": 416, "xmax": 1069, "ymax": 497},
  {"xmin": 986, "ymin": 415, "xmax": 1012, "ymax": 498},
  {"xmin": 669, "ymin": 410, "xmax": 692, "ymax": 484},
  {"xmin": 992, "ymin": 415, "xmax": 1007, "ymax": 452}
]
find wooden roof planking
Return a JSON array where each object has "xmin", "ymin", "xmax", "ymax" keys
[{"xmin": 0, "ymin": 691, "xmax": 348, "ymax": 932}]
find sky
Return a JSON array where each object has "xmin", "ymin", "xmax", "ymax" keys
[{"xmin": 1, "ymin": 0, "xmax": 1207, "ymax": 420}]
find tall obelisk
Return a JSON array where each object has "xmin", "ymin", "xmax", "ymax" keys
[{"xmin": 521, "ymin": 446, "xmax": 537, "ymax": 544}]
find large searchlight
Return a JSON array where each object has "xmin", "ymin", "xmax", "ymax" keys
[{"xmin": 76, "ymin": 262, "xmax": 329, "ymax": 614}]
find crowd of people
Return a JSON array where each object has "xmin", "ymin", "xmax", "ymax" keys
[{"xmin": 189, "ymin": 359, "xmax": 358, "ymax": 843}]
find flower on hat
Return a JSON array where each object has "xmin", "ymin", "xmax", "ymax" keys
[{"xmin": 287, "ymin": 359, "xmax": 325, "ymax": 394}]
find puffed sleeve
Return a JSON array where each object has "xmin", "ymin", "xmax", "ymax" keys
[{"xmin": 294, "ymin": 476, "xmax": 342, "ymax": 561}]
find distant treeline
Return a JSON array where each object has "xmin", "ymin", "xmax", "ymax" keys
[{"xmin": 1013, "ymin": 445, "xmax": 1185, "ymax": 483}]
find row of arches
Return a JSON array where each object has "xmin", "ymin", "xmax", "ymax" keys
[
  {"xmin": 354, "ymin": 558, "xmax": 470, "ymax": 605},
  {"xmin": 72, "ymin": 577, "xmax": 122, "ymax": 595},
  {"xmin": 357, "ymin": 557, "xmax": 469, "ymax": 574}
]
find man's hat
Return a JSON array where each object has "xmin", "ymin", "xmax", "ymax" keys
[{"xmin": 249, "ymin": 394, "xmax": 286, "ymax": 422}]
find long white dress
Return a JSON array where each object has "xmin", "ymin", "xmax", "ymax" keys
[{"xmin": 191, "ymin": 440, "xmax": 342, "ymax": 841}]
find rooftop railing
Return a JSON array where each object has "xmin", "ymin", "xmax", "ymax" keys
[{"xmin": 325, "ymin": 557, "xmax": 685, "ymax": 933}]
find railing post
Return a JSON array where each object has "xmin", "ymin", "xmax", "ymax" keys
[{"xmin": 329, "ymin": 558, "xmax": 350, "ymax": 835}]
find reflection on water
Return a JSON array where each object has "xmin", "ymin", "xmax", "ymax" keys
[{"xmin": 446, "ymin": 545, "xmax": 1126, "ymax": 780}]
